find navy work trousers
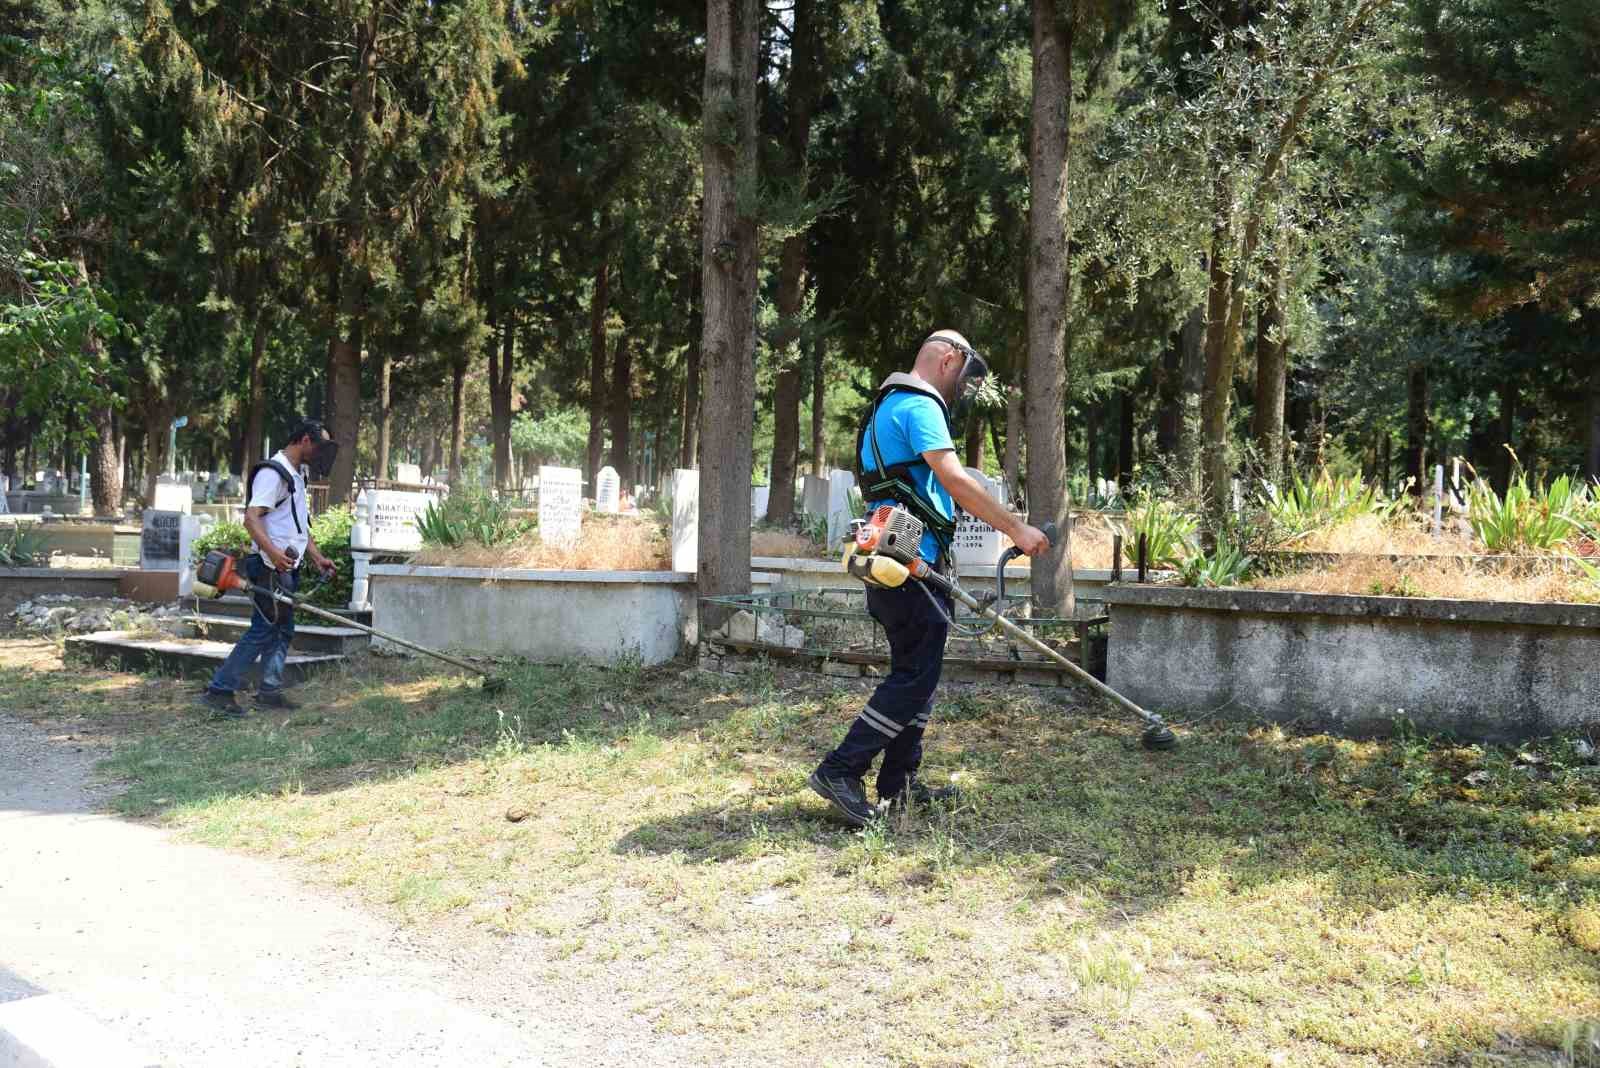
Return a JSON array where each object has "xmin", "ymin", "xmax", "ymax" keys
[
  {"xmin": 206, "ymin": 555, "xmax": 298, "ymax": 696},
  {"xmin": 819, "ymin": 579, "xmax": 951, "ymax": 800}
]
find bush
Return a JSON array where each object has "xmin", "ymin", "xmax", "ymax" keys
[
  {"xmin": 1260, "ymin": 469, "xmax": 1398, "ymax": 540},
  {"xmin": 0, "ymin": 523, "xmax": 49, "ymax": 567},
  {"xmin": 1123, "ymin": 494, "xmax": 1198, "ymax": 568},
  {"xmin": 1467, "ymin": 471, "xmax": 1586, "ymax": 554},
  {"xmin": 1177, "ymin": 542, "xmax": 1253, "ymax": 588},
  {"xmin": 416, "ymin": 491, "xmax": 533, "ymax": 549}
]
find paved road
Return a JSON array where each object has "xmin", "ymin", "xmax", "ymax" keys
[{"xmin": 0, "ymin": 712, "xmax": 672, "ymax": 1068}]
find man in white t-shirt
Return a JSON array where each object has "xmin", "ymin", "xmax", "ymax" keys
[{"xmin": 201, "ymin": 420, "xmax": 339, "ymax": 718}]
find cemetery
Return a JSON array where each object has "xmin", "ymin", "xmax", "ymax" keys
[{"xmin": 5, "ymin": 0, "xmax": 1600, "ymax": 1063}]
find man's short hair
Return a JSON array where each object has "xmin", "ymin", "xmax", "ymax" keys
[{"xmin": 285, "ymin": 419, "xmax": 327, "ymax": 446}]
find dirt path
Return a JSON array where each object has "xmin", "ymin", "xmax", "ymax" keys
[{"xmin": 0, "ymin": 712, "xmax": 698, "ymax": 1068}]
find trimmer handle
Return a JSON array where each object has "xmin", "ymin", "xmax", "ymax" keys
[{"xmin": 997, "ymin": 518, "xmax": 1060, "ymax": 571}]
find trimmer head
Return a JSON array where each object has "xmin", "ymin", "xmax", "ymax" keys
[{"xmin": 1141, "ymin": 724, "xmax": 1179, "ymax": 750}]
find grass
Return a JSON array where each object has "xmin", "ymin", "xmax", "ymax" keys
[
  {"xmin": 410, "ymin": 513, "xmax": 668, "ymax": 570},
  {"xmin": 5, "ymin": 639, "xmax": 1600, "ymax": 1066}
]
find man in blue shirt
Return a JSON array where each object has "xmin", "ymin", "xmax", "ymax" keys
[{"xmin": 809, "ymin": 330, "xmax": 1049, "ymax": 826}]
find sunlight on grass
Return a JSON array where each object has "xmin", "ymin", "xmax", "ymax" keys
[{"xmin": 5, "ymin": 637, "xmax": 1599, "ymax": 1066}]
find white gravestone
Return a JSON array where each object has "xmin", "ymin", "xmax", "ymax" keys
[
  {"xmin": 672, "ymin": 469, "xmax": 699, "ymax": 573},
  {"xmin": 538, "ymin": 466, "xmax": 583, "ymax": 548},
  {"xmin": 825, "ymin": 469, "xmax": 857, "ymax": 547},
  {"xmin": 595, "ymin": 466, "xmax": 621, "ymax": 514},
  {"xmin": 801, "ymin": 474, "xmax": 829, "ymax": 516},
  {"xmin": 395, "ymin": 462, "xmax": 423, "ymax": 484},
  {"xmin": 751, "ymin": 485, "xmax": 770, "ymax": 522},
  {"xmin": 153, "ymin": 479, "xmax": 193, "ymax": 514},
  {"xmin": 953, "ymin": 467, "xmax": 1012, "ymax": 568},
  {"xmin": 367, "ymin": 490, "xmax": 433, "ymax": 552}
]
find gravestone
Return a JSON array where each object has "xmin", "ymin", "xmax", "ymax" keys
[
  {"xmin": 672, "ymin": 469, "xmax": 699, "ymax": 573},
  {"xmin": 751, "ymin": 485, "xmax": 770, "ymax": 522},
  {"xmin": 595, "ymin": 466, "xmax": 621, "ymax": 514},
  {"xmin": 953, "ymin": 467, "xmax": 1011, "ymax": 568},
  {"xmin": 153, "ymin": 479, "xmax": 193, "ymax": 514},
  {"xmin": 825, "ymin": 469, "xmax": 857, "ymax": 547},
  {"xmin": 141, "ymin": 509, "xmax": 206, "ymax": 595},
  {"xmin": 395, "ymin": 462, "xmax": 423, "ymax": 484},
  {"xmin": 801, "ymin": 474, "xmax": 829, "ymax": 516},
  {"xmin": 538, "ymin": 465, "xmax": 583, "ymax": 548},
  {"xmin": 366, "ymin": 490, "xmax": 434, "ymax": 552}
]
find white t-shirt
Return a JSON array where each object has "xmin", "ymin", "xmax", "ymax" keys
[{"xmin": 248, "ymin": 452, "xmax": 310, "ymax": 566}]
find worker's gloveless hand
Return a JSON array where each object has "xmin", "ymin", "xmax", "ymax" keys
[
  {"xmin": 266, "ymin": 547, "xmax": 294, "ymax": 572},
  {"xmin": 1013, "ymin": 524, "xmax": 1051, "ymax": 557}
]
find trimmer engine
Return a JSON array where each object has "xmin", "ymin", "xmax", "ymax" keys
[
  {"xmin": 193, "ymin": 549, "xmax": 246, "ymax": 600},
  {"xmin": 842, "ymin": 505, "xmax": 931, "ymax": 589}
]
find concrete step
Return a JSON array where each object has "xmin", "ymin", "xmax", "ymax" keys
[
  {"xmin": 66, "ymin": 630, "xmax": 345, "ymax": 685},
  {"xmin": 183, "ymin": 615, "xmax": 371, "ymax": 656},
  {"xmin": 196, "ymin": 593, "xmax": 373, "ymax": 627}
]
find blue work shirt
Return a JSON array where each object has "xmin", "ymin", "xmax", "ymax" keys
[{"xmin": 858, "ymin": 388, "xmax": 956, "ymax": 564}]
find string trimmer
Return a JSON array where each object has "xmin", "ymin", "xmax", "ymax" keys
[
  {"xmin": 192, "ymin": 549, "xmax": 508, "ymax": 695},
  {"xmin": 843, "ymin": 505, "xmax": 1177, "ymax": 750}
]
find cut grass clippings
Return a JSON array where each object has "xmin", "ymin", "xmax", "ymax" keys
[{"xmin": 5, "ymin": 640, "xmax": 1600, "ymax": 1066}]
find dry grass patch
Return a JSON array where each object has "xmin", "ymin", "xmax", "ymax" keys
[
  {"xmin": 10, "ymin": 641, "xmax": 1600, "ymax": 1067},
  {"xmin": 411, "ymin": 515, "xmax": 668, "ymax": 570},
  {"xmin": 750, "ymin": 529, "xmax": 823, "ymax": 558},
  {"xmin": 1250, "ymin": 553, "xmax": 1600, "ymax": 603}
]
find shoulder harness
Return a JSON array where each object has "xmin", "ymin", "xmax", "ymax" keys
[
  {"xmin": 854, "ymin": 373, "xmax": 956, "ymax": 566},
  {"xmin": 248, "ymin": 459, "xmax": 303, "ymax": 534}
]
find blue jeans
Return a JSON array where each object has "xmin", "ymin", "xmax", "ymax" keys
[
  {"xmin": 819, "ymin": 580, "xmax": 951, "ymax": 800},
  {"xmin": 206, "ymin": 555, "xmax": 298, "ymax": 695}
]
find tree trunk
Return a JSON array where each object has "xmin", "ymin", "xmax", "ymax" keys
[
  {"xmin": 697, "ymin": 0, "xmax": 761, "ymax": 626},
  {"xmin": 142, "ymin": 391, "xmax": 178, "ymax": 506},
  {"xmin": 1117, "ymin": 388, "xmax": 1135, "ymax": 493},
  {"xmin": 680, "ymin": 340, "xmax": 701, "ymax": 469},
  {"xmin": 1199, "ymin": 176, "xmax": 1239, "ymax": 514},
  {"xmin": 376, "ymin": 349, "xmax": 393, "ymax": 483},
  {"xmin": 764, "ymin": 0, "xmax": 817, "ymax": 526},
  {"xmin": 89, "ymin": 403, "xmax": 121, "ymax": 517},
  {"xmin": 1494, "ymin": 375, "xmax": 1516, "ymax": 493},
  {"xmin": 241, "ymin": 311, "xmax": 269, "ymax": 478},
  {"xmin": 490, "ymin": 317, "xmax": 515, "ymax": 489},
  {"xmin": 448, "ymin": 356, "xmax": 468, "ymax": 486},
  {"xmin": 586, "ymin": 257, "xmax": 610, "ymax": 487},
  {"xmin": 1405, "ymin": 362, "xmax": 1428, "ymax": 498},
  {"xmin": 1156, "ymin": 332, "xmax": 1181, "ymax": 458},
  {"xmin": 1025, "ymin": 0, "xmax": 1074, "ymax": 617},
  {"xmin": 1003, "ymin": 385, "xmax": 1023, "ymax": 503},
  {"xmin": 420, "ymin": 436, "xmax": 438, "ymax": 481},
  {"xmin": 1176, "ymin": 304, "xmax": 1206, "ymax": 494},
  {"xmin": 326, "ymin": 323, "xmax": 362, "ymax": 503},
  {"xmin": 607, "ymin": 332, "xmax": 634, "ymax": 484},
  {"xmin": 1251, "ymin": 255, "xmax": 1288, "ymax": 485},
  {"xmin": 810, "ymin": 335, "xmax": 826, "ymax": 473},
  {"xmin": 1587, "ymin": 356, "xmax": 1600, "ymax": 481},
  {"xmin": 1084, "ymin": 406, "xmax": 1099, "ymax": 487},
  {"xmin": 965, "ymin": 415, "xmax": 986, "ymax": 471}
]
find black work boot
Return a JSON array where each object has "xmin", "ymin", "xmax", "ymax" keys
[
  {"xmin": 199, "ymin": 689, "xmax": 246, "ymax": 719},
  {"xmin": 808, "ymin": 767, "xmax": 877, "ymax": 828},
  {"xmin": 256, "ymin": 691, "xmax": 301, "ymax": 711},
  {"xmin": 887, "ymin": 776, "xmax": 961, "ymax": 811}
]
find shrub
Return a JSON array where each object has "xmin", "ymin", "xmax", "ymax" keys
[
  {"xmin": 1123, "ymin": 494, "xmax": 1198, "ymax": 568},
  {"xmin": 0, "ymin": 523, "xmax": 49, "ymax": 567},
  {"xmin": 417, "ymin": 492, "xmax": 533, "ymax": 549},
  {"xmin": 1177, "ymin": 542, "xmax": 1253, "ymax": 588},
  {"xmin": 1467, "ymin": 472, "xmax": 1584, "ymax": 553},
  {"xmin": 1261, "ymin": 469, "xmax": 1397, "ymax": 540}
]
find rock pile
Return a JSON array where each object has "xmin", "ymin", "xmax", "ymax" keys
[{"xmin": 10, "ymin": 594, "xmax": 186, "ymax": 635}]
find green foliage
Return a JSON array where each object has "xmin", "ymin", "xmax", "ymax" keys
[
  {"xmin": 1467, "ymin": 470, "xmax": 1587, "ymax": 554},
  {"xmin": 0, "ymin": 522, "xmax": 48, "ymax": 567},
  {"xmin": 1123, "ymin": 494, "xmax": 1198, "ymax": 568},
  {"xmin": 306, "ymin": 506, "xmax": 355, "ymax": 608},
  {"xmin": 1177, "ymin": 543, "xmax": 1254, "ymax": 589},
  {"xmin": 417, "ymin": 492, "xmax": 532, "ymax": 549},
  {"xmin": 190, "ymin": 521, "xmax": 250, "ymax": 563},
  {"xmin": 510, "ymin": 409, "xmax": 588, "ymax": 469},
  {"xmin": 1261, "ymin": 469, "xmax": 1400, "ymax": 540}
]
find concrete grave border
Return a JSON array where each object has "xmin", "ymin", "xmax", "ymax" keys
[{"xmin": 1101, "ymin": 583, "xmax": 1600, "ymax": 740}]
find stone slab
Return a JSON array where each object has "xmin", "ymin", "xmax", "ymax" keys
[
  {"xmin": 184, "ymin": 616, "xmax": 371, "ymax": 656},
  {"xmin": 65, "ymin": 631, "xmax": 344, "ymax": 684}
]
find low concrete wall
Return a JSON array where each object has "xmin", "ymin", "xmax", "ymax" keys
[
  {"xmin": 750, "ymin": 557, "xmax": 1158, "ymax": 605},
  {"xmin": 368, "ymin": 565, "xmax": 697, "ymax": 666},
  {"xmin": 1102, "ymin": 584, "xmax": 1600, "ymax": 740},
  {"xmin": 0, "ymin": 568, "xmax": 131, "ymax": 620}
]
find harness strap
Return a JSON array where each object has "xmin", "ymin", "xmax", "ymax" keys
[
  {"xmin": 855, "ymin": 377, "xmax": 956, "ymax": 568},
  {"xmin": 248, "ymin": 460, "xmax": 302, "ymax": 534}
]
